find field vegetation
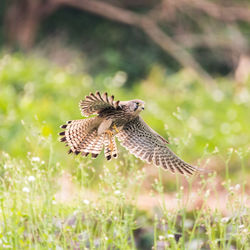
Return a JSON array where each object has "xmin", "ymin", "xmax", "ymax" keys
[{"xmin": 0, "ymin": 53, "xmax": 250, "ymax": 249}]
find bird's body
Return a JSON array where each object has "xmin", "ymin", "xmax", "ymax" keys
[{"xmin": 59, "ymin": 92, "xmax": 202, "ymax": 175}]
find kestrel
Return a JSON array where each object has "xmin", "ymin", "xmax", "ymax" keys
[{"xmin": 59, "ymin": 92, "xmax": 201, "ymax": 175}]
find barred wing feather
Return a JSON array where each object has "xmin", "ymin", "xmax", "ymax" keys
[
  {"xmin": 79, "ymin": 91, "xmax": 120, "ymax": 117},
  {"xmin": 116, "ymin": 116, "xmax": 199, "ymax": 175}
]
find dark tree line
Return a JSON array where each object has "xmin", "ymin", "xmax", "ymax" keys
[{"xmin": 4, "ymin": 0, "xmax": 250, "ymax": 83}]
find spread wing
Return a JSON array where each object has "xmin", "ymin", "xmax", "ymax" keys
[
  {"xmin": 116, "ymin": 116, "xmax": 200, "ymax": 175},
  {"xmin": 79, "ymin": 92, "xmax": 120, "ymax": 117}
]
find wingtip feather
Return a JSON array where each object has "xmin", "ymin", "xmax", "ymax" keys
[{"xmin": 60, "ymin": 124, "xmax": 67, "ymax": 129}]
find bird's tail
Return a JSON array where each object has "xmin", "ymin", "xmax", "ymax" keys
[{"xmin": 59, "ymin": 118, "xmax": 105, "ymax": 158}]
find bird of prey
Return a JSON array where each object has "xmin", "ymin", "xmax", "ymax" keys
[{"xmin": 59, "ymin": 92, "xmax": 201, "ymax": 175}]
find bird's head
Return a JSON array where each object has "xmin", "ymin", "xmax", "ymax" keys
[{"xmin": 122, "ymin": 99, "xmax": 145, "ymax": 115}]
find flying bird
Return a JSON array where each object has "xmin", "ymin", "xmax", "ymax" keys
[{"xmin": 59, "ymin": 92, "xmax": 202, "ymax": 175}]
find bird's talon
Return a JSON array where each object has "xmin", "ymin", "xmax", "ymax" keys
[
  {"xmin": 113, "ymin": 124, "xmax": 120, "ymax": 133},
  {"xmin": 106, "ymin": 130, "xmax": 114, "ymax": 154}
]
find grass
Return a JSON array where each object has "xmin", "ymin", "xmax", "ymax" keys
[
  {"xmin": 0, "ymin": 135, "xmax": 249, "ymax": 249},
  {"xmin": 0, "ymin": 52, "xmax": 250, "ymax": 249}
]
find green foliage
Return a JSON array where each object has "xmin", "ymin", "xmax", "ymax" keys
[
  {"xmin": 0, "ymin": 149, "xmax": 249, "ymax": 249},
  {"xmin": 0, "ymin": 53, "xmax": 250, "ymax": 249},
  {"xmin": 0, "ymin": 53, "xmax": 250, "ymax": 167}
]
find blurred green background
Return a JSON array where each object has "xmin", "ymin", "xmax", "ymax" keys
[
  {"xmin": 1, "ymin": 0, "xmax": 250, "ymax": 175},
  {"xmin": 0, "ymin": 0, "xmax": 250, "ymax": 249},
  {"xmin": 1, "ymin": 53, "xmax": 250, "ymax": 174}
]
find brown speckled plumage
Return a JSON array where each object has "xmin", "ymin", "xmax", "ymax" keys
[{"xmin": 59, "ymin": 91, "xmax": 203, "ymax": 175}]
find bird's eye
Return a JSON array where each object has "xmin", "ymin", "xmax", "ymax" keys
[{"xmin": 136, "ymin": 102, "xmax": 139, "ymax": 105}]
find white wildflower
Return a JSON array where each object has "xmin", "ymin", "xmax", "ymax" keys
[
  {"xmin": 158, "ymin": 235, "xmax": 165, "ymax": 240},
  {"xmin": 114, "ymin": 190, "xmax": 121, "ymax": 195},
  {"xmin": 238, "ymin": 224, "xmax": 244, "ymax": 229},
  {"xmin": 83, "ymin": 199, "xmax": 90, "ymax": 205},
  {"xmin": 166, "ymin": 234, "xmax": 174, "ymax": 239},
  {"xmin": 31, "ymin": 157, "xmax": 40, "ymax": 162},
  {"xmin": 205, "ymin": 189, "xmax": 210, "ymax": 198},
  {"xmin": 28, "ymin": 176, "xmax": 35, "ymax": 182},
  {"xmin": 3, "ymin": 244, "xmax": 12, "ymax": 248},
  {"xmin": 22, "ymin": 187, "xmax": 30, "ymax": 193},
  {"xmin": 184, "ymin": 219, "xmax": 193, "ymax": 228},
  {"xmin": 187, "ymin": 239, "xmax": 203, "ymax": 249},
  {"xmin": 213, "ymin": 146, "xmax": 219, "ymax": 154},
  {"xmin": 221, "ymin": 217, "xmax": 230, "ymax": 223},
  {"xmin": 235, "ymin": 184, "xmax": 240, "ymax": 191}
]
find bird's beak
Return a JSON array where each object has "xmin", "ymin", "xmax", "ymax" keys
[{"xmin": 140, "ymin": 103, "xmax": 145, "ymax": 110}]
